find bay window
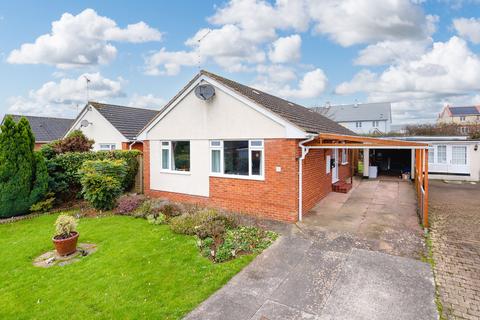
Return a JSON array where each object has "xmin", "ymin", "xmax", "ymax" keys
[
  {"xmin": 161, "ymin": 141, "xmax": 190, "ymax": 172},
  {"xmin": 210, "ymin": 140, "xmax": 264, "ymax": 178}
]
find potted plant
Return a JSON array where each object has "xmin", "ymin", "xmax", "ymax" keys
[{"xmin": 52, "ymin": 214, "xmax": 79, "ymax": 256}]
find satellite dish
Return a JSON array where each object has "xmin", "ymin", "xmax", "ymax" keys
[
  {"xmin": 80, "ymin": 120, "xmax": 91, "ymax": 128},
  {"xmin": 195, "ymin": 84, "xmax": 215, "ymax": 101}
]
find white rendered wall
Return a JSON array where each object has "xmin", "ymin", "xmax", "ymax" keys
[
  {"xmin": 69, "ymin": 107, "xmax": 127, "ymax": 151},
  {"xmin": 339, "ymin": 120, "xmax": 389, "ymax": 134},
  {"xmin": 149, "ymin": 139, "xmax": 210, "ymax": 196}
]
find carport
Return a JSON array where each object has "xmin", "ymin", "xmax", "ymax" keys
[{"xmin": 299, "ymin": 133, "xmax": 431, "ymax": 228}]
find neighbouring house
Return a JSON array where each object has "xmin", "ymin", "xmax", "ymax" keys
[
  {"xmin": 381, "ymin": 136, "xmax": 480, "ymax": 182},
  {"xmin": 65, "ymin": 102, "xmax": 159, "ymax": 152},
  {"xmin": 0, "ymin": 114, "xmax": 73, "ymax": 150},
  {"xmin": 312, "ymin": 102, "xmax": 392, "ymax": 134},
  {"xmin": 137, "ymin": 70, "xmax": 428, "ymax": 223},
  {"xmin": 437, "ymin": 105, "xmax": 480, "ymax": 135}
]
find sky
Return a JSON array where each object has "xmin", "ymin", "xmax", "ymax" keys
[{"xmin": 1, "ymin": 0, "xmax": 480, "ymax": 124}]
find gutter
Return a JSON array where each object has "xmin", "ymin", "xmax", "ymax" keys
[
  {"xmin": 298, "ymin": 134, "xmax": 317, "ymax": 222},
  {"xmin": 128, "ymin": 139, "xmax": 141, "ymax": 150}
]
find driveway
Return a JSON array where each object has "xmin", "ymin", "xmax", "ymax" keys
[
  {"xmin": 185, "ymin": 179, "xmax": 437, "ymax": 320},
  {"xmin": 429, "ymin": 180, "xmax": 480, "ymax": 319}
]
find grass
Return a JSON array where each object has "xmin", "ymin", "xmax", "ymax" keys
[{"xmin": 0, "ymin": 213, "xmax": 254, "ymax": 319}]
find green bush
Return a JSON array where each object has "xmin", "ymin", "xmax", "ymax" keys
[
  {"xmin": 79, "ymin": 159, "xmax": 127, "ymax": 211},
  {"xmin": 30, "ymin": 193, "xmax": 55, "ymax": 213},
  {"xmin": 0, "ymin": 116, "xmax": 49, "ymax": 218},
  {"xmin": 147, "ymin": 212, "xmax": 166, "ymax": 225},
  {"xmin": 46, "ymin": 150, "xmax": 141, "ymax": 200}
]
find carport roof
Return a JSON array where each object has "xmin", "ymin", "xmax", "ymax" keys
[{"xmin": 305, "ymin": 133, "xmax": 428, "ymax": 149}]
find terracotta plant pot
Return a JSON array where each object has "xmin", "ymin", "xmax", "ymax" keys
[{"xmin": 52, "ymin": 232, "xmax": 79, "ymax": 256}]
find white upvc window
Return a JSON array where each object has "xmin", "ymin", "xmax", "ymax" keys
[
  {"xmin": 428, "ymin": 147, "xmax": 435, "ymax": 164},
  {"xmin": 210, "ymin": 139, "xmax": 264, "ymax": 179},
  {"xmin": 460, "ymin": 116, "xmax": 466, "ymax": 121},
  {"xmin": 99, "ymin": 143, "xmax": 116, "ymax": 151},
  {"xmin": 161, "ymin": 141, "xmax": 190, "ymax": 172},
  {"xmin": 437, "ymin": 145, "xmax": 447, "ymax": 164},
  {"xmin": 452, "ymin": 146, "xmax": 467, "ymax": 165},
  {"xmin": 355, "ymin": 121, "xmax": 362, "ymax": 128},
  {"xmin": 341, "ymin": 148, "xmax": 348, "ymax": 164},
  {"xmin": 372, "ymin": 121, "xmax": 379, "ymax": 127}
]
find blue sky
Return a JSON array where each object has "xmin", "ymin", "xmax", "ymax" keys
[{"xmin": 1, "ymin": 0, "xmax": 480, "ymax": 124}]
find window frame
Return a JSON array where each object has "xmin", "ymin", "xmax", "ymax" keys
[
  {"xmin": 160, "ymin": 140, "xmax": 191, "ymax": 174},
  {"xmin": 355, "ymin": 121, "xmax": 362, "ymax": 128},
  {"xmin": 428, "ymin": 146, "xmax": 435, "ymax": 164},
  {"xmin": 341, "ymin": 148, "xmax": 348, "ymax": 165},
  {"xmin": 372, "ymin": 120, "xmax": 379, "ymax": 127},
  {"xmin": 436, "ymin": 145, "xmax": 447, "ymax": 164},
  {"xmin": 209, "ymin": 139, "xmax": 265, "ymax": 180},
  {"xmin": 99, "ymin": 143, "xmax": 116, "ymax": 151}
]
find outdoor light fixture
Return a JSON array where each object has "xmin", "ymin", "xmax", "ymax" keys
[{"xmin": 475, "ymin": 144, "xmax": 478, "ymax": 151}]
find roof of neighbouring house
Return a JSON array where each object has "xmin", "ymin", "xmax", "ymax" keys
[
  {"xmin": 88, "ymin": 102, "xmax": 159, "ymax": 139},
  {"xmin": 1, "ymin": 114, "xmax": 74, "ymax": 142},
  {"xmin": 150, "ymin": 70, "xmax": 353, "ymax": 135},
  {"xmin": 311, "ymin": 102, "xmax": 392, "ymax": 123},
  {"xmin": 447, "ymin": 106, "xmax": 480, "ymax": 116}
]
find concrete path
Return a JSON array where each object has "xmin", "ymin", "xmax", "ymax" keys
[{"xmin": 185, "ymin": 180, "xmax": 437, "ymax": 320}]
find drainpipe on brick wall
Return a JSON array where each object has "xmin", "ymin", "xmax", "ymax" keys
[
  {"xmin": 298, "ymin": 134, "xmax": 317, "ymax": 222},
  {"xmin": 128, "ymin": 139, "xmax": 140, "ymax": 150}
]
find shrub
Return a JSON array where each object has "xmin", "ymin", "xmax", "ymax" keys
[
  {"xmin": 0, "ymin": 116, "xmax": 49, "ymax": 218},
  {"xmin": 54, "ymin": 214, "xmax": 78, "ymax": 239},
  {"xmin": 51, "ymin": 130, "xmax": 94, "ymax": 154},
  {"xmin": 198, "ymin": 226, "xmax": 278, "ymax": 263},
  {"xmin": 161, "ymin": 203, "xmax": 183, "ymax": 219},
  {"xmin": 30, "ymin": 193, "xmax": 55, "ymax": 213},
  {"xmin": 147, "ymin": 212, "xmax": 166, "ymax": 225},
  {"xmin": 115, "ymin": 194, "xmax": 145, "ymax": 215},
  {"xmin": 46, "ymin": 150, "xmax": 140, "ymax": 200},
  {"xmin": 169, "ymin": 209, "xmax": 219, "ymax": 235},
  {"xmin": 79, "ymin": 159, "xmax": 127, "ymax": 211}
]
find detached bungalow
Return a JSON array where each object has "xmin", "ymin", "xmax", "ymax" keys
[
  {"xmin": 138, "ymin": 70, "xmax": 428, "ymax": 223},
  {"xmin": 66, "ymin": 102, "xmax": 158, "ymax": 152},
  {"xmin": 1, "ymin": 114, "xmax": 73, "ymax": 150}
]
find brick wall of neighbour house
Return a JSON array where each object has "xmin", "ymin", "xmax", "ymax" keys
[
  {"xmin": 143, "ymin": 139, "xmax": 352, "ymax": 222},
  {"xmin": 34, "ymin": 142, "xmax": 45, "ymax": 151},
  {"xmin": 121, "ymin": 142, "xmax": 144, "ymax": 152}
]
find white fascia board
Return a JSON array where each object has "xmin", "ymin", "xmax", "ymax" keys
[
  {"xmin": 137, "ymin": 75, "xmax": 308, "ymax": 140},
  {"xmin": 64, "ymin": 105, "xmax": 91, "ymax": 138}
]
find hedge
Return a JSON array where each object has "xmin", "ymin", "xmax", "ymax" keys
[{"xmin": 46, "ymin": 150, "xmax": 141, "ymax": 200}]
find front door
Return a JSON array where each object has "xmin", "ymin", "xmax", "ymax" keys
[{"xmin": 332, "ymin": 149, "xmax": 339, "ymax": 183}]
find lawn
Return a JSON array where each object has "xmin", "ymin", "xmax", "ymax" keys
[{"xmin": 0, "ymin": 213, "xmax": 255, "ymax": 319}]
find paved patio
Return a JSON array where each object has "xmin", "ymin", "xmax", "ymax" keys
[
  {"xmin": 185, "ymin": 179, "xmax": 437, "ymax": 320},
  {"xmin": 301, "ymin": 178, "xmax": 425, "ymax": 258}
]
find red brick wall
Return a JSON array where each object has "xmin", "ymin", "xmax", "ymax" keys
[
  {"xmin": 209, "ymin": 139, "xmax": 299, "ymax": 222},
  {"xmin": 121, "ymin": 142, "xmax": 144, "ymax": 152},
  {"xmin": 302, "ymin": 148, "xmax": 332, "ymax": 214},
  {"xmin": 143, "ymin": 139, "xmax": 352, "ymax": 222},
  {"xmin": 34, "ymin": 143, "xmax": 45, "ymax": 151},
  {"xmin": 143, "ymin": 139, "xmax": 299, "ymax": 222}
]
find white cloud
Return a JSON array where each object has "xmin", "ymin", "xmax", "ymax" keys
[
  {"xmin": 354, "ymin": 39, "xmax": 431, "ymax": 66},
  {"xmin": 145, "ymin": 48, "xmax": 199, "ymax": 76},
  {"xmin": 255, "ymin": 68, "xmax": 328, "ymax": 99},
  {"xmin": 336, "ymin": 36, "xmax": 480, "ymax": 122},
  {"xmin": 7, "ymin": 73, "xmax": 125, "ymax": 117},
  {"xmin": 453, "ymin": 17, "xmax": 480, "ymax": 44},
  {"xmin": 268, "ymin": 34, "xmax": 301, "ymax": 64},
  {"xmin": 128, "ymin": 94, "xmax": 164, "ymax": 109},
  {"xmin": 7, "ymin": 8, "xmax": 161, "ymax": 68},
  {"xmin": 308, "ymin": 0, "xmax": 437, "ymax": 46}
]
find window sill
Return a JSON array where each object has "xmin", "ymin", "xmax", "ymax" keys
[
  {"xmin": 210, "ymin": 173, "xmax": 265, "ymax": 181},
  {"xmin": 160, "ymin": 170, "xmax": 191, "ymax": 176},
  {"xmin": 341, "ymin": 162, "xmax": 349, "ymax": 165}
]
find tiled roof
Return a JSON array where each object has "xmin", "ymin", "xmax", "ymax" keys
[
  {"xmin": 199, "ymin": 70, "xmax": 355, "ymax": 135},
  {"xmin": 448, "ymin": 106, "xmax": 480, "ymax": 116},
  {"xmin": 89, "ymin": 102, "xmax": 159, "ymax": 139},
  {"xmin": 2, "ymin": 114, "xmax": 73, "ymax": 142}
]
